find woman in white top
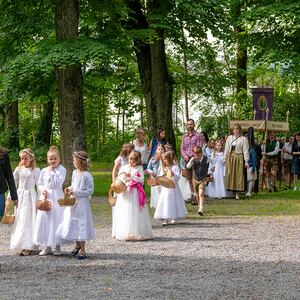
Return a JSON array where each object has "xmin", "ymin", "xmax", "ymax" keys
[{"xmin": 132, "ymin": 128, "xmax": 149, "ymax": 170}]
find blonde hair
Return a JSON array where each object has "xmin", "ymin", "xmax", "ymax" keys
[
  {"xmin": 74, "ymin": 151, "xmax": 90, "ymax": 171},
  {"xmin": 162, "ymin": 151, "xmax": 174, "ymax": 169},
  {"xmin": 153, "ymin": 144, "xmax": 165, "ymax": 160},
  {"xmin": 129, "ymin": 150, "xmax": 142, "ymax": 165},
  {"xmin": 47, "ymin": 146, "xmax": 60, "ymax": 157},
  {"xmin": 19, "ymin": 148, "xmax": 36, "ymax": 169}
]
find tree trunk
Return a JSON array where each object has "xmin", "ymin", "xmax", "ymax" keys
[
  {"xmin": 37, "ymin": 98, "xmax": 54, "ymax": 147},
  {"xmin": 55, "ymin": 0, "xmax": 86, "ymax": 183},
  {"xmin": 5, "ymin": 101, "xmax": 19, "ymax": 150},
  {"xmin": 125, "ymin": 0, "xmax": 176, "ymax": 150},
  {"xmin": 233, "ymin": 2, "xmax": 247, "ymax": 93},
  {"xmin": 181, "ymin": 24, "xmax": 189, "ymax": 121}
]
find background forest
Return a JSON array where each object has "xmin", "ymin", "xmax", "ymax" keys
[{"xmin": 0, "ymin": 0, "xmax": 299, "ymax": 175}]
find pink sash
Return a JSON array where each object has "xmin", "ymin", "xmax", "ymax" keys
[{"xmin": 128, "ymin": 180, "xmax": 147, "ymax": 209}]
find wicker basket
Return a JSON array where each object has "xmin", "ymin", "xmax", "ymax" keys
[
  {"xmin": 156, "ymin": 176, "xmax": 176, "ymax": 189},
  {"xmin": 1, "ymin": 202, "xmax": 15, "ymax": 225},
  {"xmin": 181, "ymin": 169, "xmax": 186, "ymax": 177},
  {"xmin": 36, "ymin": 193, "xmax": 52, "ymax": 211},
  {"xmin": 111, "ymin": 172, "xmax": 127, "ymax": 194},
  {"xmin": 57, "ymin": 189, "xmax": 76, "ymax": 207},
  {"xmin": 146, "ymin": 177, "xmax": 158, "ymax": 187},
  {"xmin": 108, "ymin": 188, "xmax": 117, "ymax": 207}
]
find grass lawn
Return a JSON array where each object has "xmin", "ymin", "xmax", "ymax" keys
[{"xmin": 91, "ymin": 166, "xmax": 300, "ymax": 220}]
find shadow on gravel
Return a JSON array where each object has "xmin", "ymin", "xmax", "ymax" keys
[
  {"xmin": 1, "ymin": 252, "xmax": 299, "ymax": 299},
  {"xmin": 152, "ymin": 221, "xmax": 245, "ymax": 229}
]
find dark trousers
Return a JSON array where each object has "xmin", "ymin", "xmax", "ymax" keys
[{"xmin": 0, "ymin": 194, "xmax": 5, "ymax": 216}]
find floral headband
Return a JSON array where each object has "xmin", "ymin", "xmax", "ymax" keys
[
  {"xmin": 19, "ymin": 149, "xmax": 35, "ymax": 158},
  {"xmin": 74, "ymin": 152, "xmax": 87, "ymax": 160}
]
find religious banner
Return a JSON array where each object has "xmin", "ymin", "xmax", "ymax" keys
[
  {"xmin": 229, "ymin": 120, "xmax": 289, "ymax": 133},
  {"xmin": 252, "ymin": 88, "xmax": 273, "ymax": 120}
]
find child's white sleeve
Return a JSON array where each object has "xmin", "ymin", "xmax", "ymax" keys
[
  {"xmin": 49, "ymin": 166, "xmax": 66, "ymax": 189},
  {"xmin": 172, "ymin": 165, "xmax": 181, "ymax": 181},
  {"xmin": 7, "ymin": 167, "xmax": 20, "ymax": 198},
  {"xmin": 73, "ymin": 173, "xmax": 94, "ymax": 199},
  {"xmin": 186, "ymin": 158, "xmax": 194, "ymax": 169}
]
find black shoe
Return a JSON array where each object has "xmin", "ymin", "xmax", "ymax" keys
[
  {"xmin": 284, "ymin": 186, "xmax": 290, "ymax": 190},
  {"xmin": 272, "ymin": 185, "xmax": 277, "ymax": 192},
  {"xmin": 268, "ymin": 188, "xmax": 272, "ymax": 193}
]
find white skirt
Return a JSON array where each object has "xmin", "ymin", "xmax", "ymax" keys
[
  {"xmin": 178, "ymin": 175, "xmax": 191, "ymax": 201},
  {"xmin": 56, "ymin": 197, "xmax": 95, "ymax": 242},
  {"xmin": 33, "ymin": 195, "xmax": 65, "ymax": 247},
  {"xmin": 112, "ymin": 188, "xmax": 153, "ymax": 241},
  {"xmin": 154, "ymin": 184, "xmax": 187, "ymax": 220},
  {"xmin": 10, "ymin": 189, "xmax": 38, "ymax": 250},
  {"xmin": 150, "ymin": 185, "xmax": 161, "ymax": 209}
]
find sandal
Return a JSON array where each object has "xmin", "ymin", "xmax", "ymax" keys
[
  {"xmin": 71, "ymin": 247, "xmax": 81, "ymax": 257},
  {"xmin": 20, "ymin": 249, "xmax": 30, "ymax": 256},
  {"xmin": 77, "ymin": 253, "xmax": 87, "ymax": 260}
]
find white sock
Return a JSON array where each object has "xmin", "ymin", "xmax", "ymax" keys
[{"xmin": 248, "ymin": 181, "xmax": 254, "ymax": 194}]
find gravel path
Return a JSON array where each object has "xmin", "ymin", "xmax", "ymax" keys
[{"xmin": 1, "ymin": 214, "xmax": 300, "ymax": 299}]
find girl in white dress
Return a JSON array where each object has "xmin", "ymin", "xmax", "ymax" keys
[
  {"xmin": 147, "ymin": 144, "xmax": 165, "ymax": 208},
  {"xmin": 112, "ymin": 150, "xmax": 153, "ymax": 241},
  {"xmin": 154, "ymin": 151, "xmax": 187, "ymax": 226},
  {"xmin": 8, "ymin": 149, "xmax": 41, "ymax": 256},
  {"xmin": 132, "ymin": 128, "xmax": 149, "ymax": 170},
  {"xmin": 33, "ymin": 146, "xmax": 66, "ymax": 256},
  {"xmin": 56, "ymin": 151, "xmax": 94, "ymax": 259},
  {"xmin": 112, "ymin": 143, "xmax": 134, "ymax": 181},
  {"xmin": 206, "ymin": 141, "xmax": 233, "ymax": 199}
]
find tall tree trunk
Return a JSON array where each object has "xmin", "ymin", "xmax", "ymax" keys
[
  {"xmin": 37, "ymin": 98, "xmax": 54, "ymax": 147},
  {"xmin": 233, "ymin": 2, "xmax": 247, "ymax": 93},
  {"xmin": 181, "ymin": 24, "xmax": 189, "ymax": 121},
  {"xmin": 125, "ymin": 0, "xmax": 176, "ymax": 150},
  {"xmin": 55, "ymin": 0, "xmax": 86, "ymax": 183},
  {"xmin": 5, "ymin": 101, "xmax": 19, "ymax": 150}
]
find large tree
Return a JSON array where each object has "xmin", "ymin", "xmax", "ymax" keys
[{"xmin": 55, "ymin": 0, "xmax": 86, "ymax": 180}]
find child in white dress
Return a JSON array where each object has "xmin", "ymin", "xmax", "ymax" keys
[
  {"xmin": 206, "ymin": 141, "xmax": 232, "ymax": 199},
  {"xmin": 112, "ymin": 150, "xmax": 153, "ymax": 241},
  {"xmin": 8, "ymin": 149, "xmax": 41, "ymax": 256},
  {"xmin": 147, "ymin": 144, "xmax": 165, "ymax": 208},
  {"xmin": 154, "ymin": 151, "xmax": 187, "ymax": 226},
  {"xmin": 33, "ymin": 146, "xmax": 66, "ymax": 256},
  {"xmin": 112, "ymin": 143, "xmax": 134, "ymax": 181},
  {"xmin": 56, "ymin": 151, "xmax": 95, "ymax": 259}
]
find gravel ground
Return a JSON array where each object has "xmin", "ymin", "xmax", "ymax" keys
[{"xmin": 0, "ymin": 212, "xmax": 300, "ymax": 299}]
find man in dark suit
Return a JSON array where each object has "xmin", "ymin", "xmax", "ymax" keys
[{"xmin": 0, "ymin": 147, "xmax": 18, "ymax": 216}]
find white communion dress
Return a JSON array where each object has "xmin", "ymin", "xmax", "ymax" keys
[
  {"xmin": 33, "ymin": 165, "xmax": 66, "ymax": 247},
  {"xmin": 154, "ymin": 165, "xmax": 187, "ymax": 220},
  {"xmin": 147, "ymin": 158, "xmax": 162, "ymax": 209},
  {"xmin": 10, "ymin": 166, "xmax": 41, "ymax": 250},
  {"xmin": 56, "ymin": 170, "xmax": 95, "ymax": 241},
  {"xmin": 112, "ymin": 164, "xmax": 153, "ymax": 241},
  {"xmin": 206, "ymin": 152, "xmax": 233, "ymax": 199}
]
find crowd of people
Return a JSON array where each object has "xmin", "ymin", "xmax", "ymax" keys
[{"xmin": 0, "ymin": 120, "xmax": 299, "ymax": 255}]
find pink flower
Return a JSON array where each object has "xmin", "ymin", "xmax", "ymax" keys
[{"xmin": 134, "ymin": 171, "xmax": 141, "ymax": 177}]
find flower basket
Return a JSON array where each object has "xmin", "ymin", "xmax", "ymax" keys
[
  {"xmin": 58, "ymin": 189, "xmax": 76, "ymax": 207},
  {"xmin": 111, "ymin": 172, "xmax": 127, "ymax": 194},
  {"xmin": 1, "ymin": 201, "xmax": 15, "ymax": 225},
  {"xmin": 156, "ymin": 176, "xmax": 176, "ymax": 189},
  {"xmin": 37, "ymin": 192, "xmax": 52, "ymax": 211},
  {"xmin": 108, "ymin": 188, "xmax": 117, "ymax": 207}
]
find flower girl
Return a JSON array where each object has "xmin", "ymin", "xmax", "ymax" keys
[
  {"xmin": 33, "ymin": 146, "xmax": 66, "ymax": 256},
  {"xmin": 8, "ymin": 149, "xmax": 41, "ymax": 256},
  {"xmin": 154, "ymin": 151, "xmax": 187, "ymax": 226},
  {"xmin": 56, "ymin": 151, "xmax": 95, "ymax": 259},
  {"xmin": 147, "ymin": 144, "xmax": 165, "ymax": 208},
  {"xmin": 112, "ymin": 150, "xmax": 153, "ymax": 241},
  {"xmin": 206, "ymin": 141, "xmax": 232, "ymax": 199}
]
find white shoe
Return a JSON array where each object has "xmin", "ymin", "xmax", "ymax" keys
[
  {"xmin": 197, "ymin": 209, "xmax": 204, "ymax": 216},
  {"xmin": 294, "ymin": 186, "xmax": 298, "ymax": 191},
  {"xmin": 53, "ymin": 246, "xmax": 61, "ymax": 256},
  {"xmin": 39, "ymin": 247, "xmax": 52, "ymax": 256},
  {"xmin": 162, "ymin": 220, "xmax": 168, "ymax": 226},
  {"xmin": 170, "ymin": 219, "xmax": 177, "ymax": 224},
  {"xmin": 246, "ymin": 192, "xmax": 252, "ymax": 197}
]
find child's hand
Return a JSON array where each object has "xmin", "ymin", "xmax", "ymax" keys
[
  {"xmin": 6, "ymin": 196, "xmax": 11, "ymax": 203},
  {"xmin": 126, "ymin": 172, "xmax": 131, "ymax": 178},
  {"xmin": 42, "ymin": 190, "xmax": 47, "ymax": 195},
  {"xmin": 170, "ymin": 171, "xmax": 174, "ymax": 177}
]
